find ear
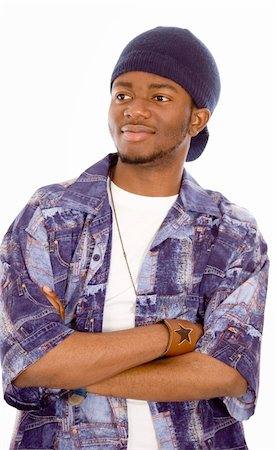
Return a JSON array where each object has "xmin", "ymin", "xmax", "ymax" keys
[{"xmin": 189, "ymin": 108, "xmax": 211, "ymax": 137}]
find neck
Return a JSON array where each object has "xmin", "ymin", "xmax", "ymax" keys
[
  {"xmin": 111, "ymin": 158, "xmax": 185, "ymax": 197},
  {"xmin": 111, "ymin": 149, "xmax": 188, "ymax": 197}
]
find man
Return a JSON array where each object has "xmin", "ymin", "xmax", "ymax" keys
[{"xmin": 0, "ymin": 27, "xmax": 268, "ymax": 449}]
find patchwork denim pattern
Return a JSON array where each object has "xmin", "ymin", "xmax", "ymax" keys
[{"xmin": 0, "ymin": 154, "xmax": 269, "ymax": 449}]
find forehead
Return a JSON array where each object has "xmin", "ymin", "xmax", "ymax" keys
[{"xmin": 112, "ymin": 71, "xmax": 188, "ymax": 96}]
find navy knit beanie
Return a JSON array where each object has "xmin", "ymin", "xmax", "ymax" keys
[{"xmin": 111, "ymin": 26, "xmax": 221, "ymax": 161}]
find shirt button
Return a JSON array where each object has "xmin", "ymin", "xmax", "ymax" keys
[
  {"xmin": 72, "ymin": 428, "xmax": 78, "ymax": 436},
  {"xmin": 93, "ymin": 254, "xmax": 100, "ymax": 261}
]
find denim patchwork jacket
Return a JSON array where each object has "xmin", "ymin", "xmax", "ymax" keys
[{"xmin": 0, "ymin": 153, "xmax": 269, "ymax": 449}]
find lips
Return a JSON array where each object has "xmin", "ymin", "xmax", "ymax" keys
[{"xmin": 121, "ymin": 124, "xmax": 156, "ymax": 142}]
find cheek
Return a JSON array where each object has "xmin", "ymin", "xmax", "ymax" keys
[
  {"xmin": 108, "ymin": 108, "xmax": 117, "ymax": 137},
  {"xmin": 158, "ymin": 120, "xmax": 187, "ymax": 141},
  {"xmin": 164, "ymin": 111, "xmax": 191, "ymax": 136},
  {"xmin": 108, "ymin": 104, "xmax": 123, "ymax": 133}
]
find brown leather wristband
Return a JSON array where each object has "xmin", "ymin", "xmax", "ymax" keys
[{"xmin": 160, "ymin": 319, "xmax": 204, "ymax": 357}]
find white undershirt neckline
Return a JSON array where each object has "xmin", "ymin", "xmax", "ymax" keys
[{"xmin": 102, "ymin": 179, "xmax": 178, "ymax": 450}]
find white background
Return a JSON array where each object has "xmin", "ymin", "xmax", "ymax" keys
[{"xmin": 0, "ymin": 0, "xmax": 276, "ymax": 448}]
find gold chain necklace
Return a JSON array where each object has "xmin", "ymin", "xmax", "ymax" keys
[{"xmin": 108, "ymin": 175, "xmax": 138, "ymax": 297}]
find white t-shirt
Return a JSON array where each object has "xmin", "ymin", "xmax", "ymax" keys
[{"xmin": 102, "ymin": 179, "xmax": 178, "ymax": 450}]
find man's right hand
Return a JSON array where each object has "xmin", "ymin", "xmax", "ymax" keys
[{"xmin": 41, "ymin": 286, "xmax": 65, "ymax": 321}]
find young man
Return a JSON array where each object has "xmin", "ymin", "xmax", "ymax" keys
[{"xmin": 0, "ymin": 27, "xmax": 268, "ymax": 449}]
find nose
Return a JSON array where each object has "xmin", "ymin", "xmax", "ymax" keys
[{"xmin": 123, "ymin": 98, "xmax": 151, "ymax": 120}]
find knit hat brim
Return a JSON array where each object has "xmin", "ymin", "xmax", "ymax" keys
[{"xmin": 188, "ymin": 126, "xmax": 209, "ymax": 162}]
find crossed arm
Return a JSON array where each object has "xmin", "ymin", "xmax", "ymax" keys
[{"xmin": 14, "ymin": 287, "xmax": 247, "ymax": 402}]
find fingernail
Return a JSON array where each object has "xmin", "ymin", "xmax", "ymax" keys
[{"xmin": 43, "ymin": 285, "xmax": 52, "ymax": 294}]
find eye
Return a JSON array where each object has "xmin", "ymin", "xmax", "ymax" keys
[
  {"xmin": 153, "ymin": 95, "xmax": 170, "ymax": 102},
  {"xmin": 115, "ymin": 93, "xmax": 132, "ymax": 101}
]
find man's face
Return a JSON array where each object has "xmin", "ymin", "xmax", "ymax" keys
[{"xmin": 108, "ymin": 71, "xmax": 194, "ymax": 165}]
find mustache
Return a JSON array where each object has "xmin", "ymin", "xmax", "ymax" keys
[{"xmin": 120, "ymin": 124, "xmax": 156, "ymax": 133}]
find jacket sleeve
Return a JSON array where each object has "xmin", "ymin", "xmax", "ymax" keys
[
  {"xmin": 196, "ymin": 218, "xmax": 269, "ymax": 421},
  {"xmin": 0, "ymin": 195, "xmax": 74, "ymax": 410}
]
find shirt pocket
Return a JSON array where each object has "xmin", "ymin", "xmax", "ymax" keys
[
  {"xmin": 74, "ymin": 305, "xmax": 95, "ymax": 332},
  {"xmin": 212, "ymin": 326, "xmax": 257, "ymax": 361},
  {"xmin": 16, "ymin": 412, "xmax": 61, "ymax": 449},
  {"xmin": 49, "ymin": 230, "xmax": 82, "ymax": 277},
  {"xmin": 8, "ymin": 276, "xmax": 58, "ymax": 337},
  {"xmin": 157, "ymin": 293, "xmax": 205, "ymax": 323},
  {"xmin": 200, "ymin": 399, "xmax": 247, "ymax": 450},
  {"xmin": 59, "ymin": 394, "xmax": 123, "ymax": 449},
  {"xmin": 59, "ymin": 425, "xmax": 122, "ymax": 449}
]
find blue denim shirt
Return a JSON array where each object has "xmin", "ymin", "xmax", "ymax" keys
[{"xmin": 0, "ymin": 154, "xmax": 269, "ymax": 449}]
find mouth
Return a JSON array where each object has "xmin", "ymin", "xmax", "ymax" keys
[{"xmin": 120, "ymin": 124, "xmax": 156, "ymax": 142}]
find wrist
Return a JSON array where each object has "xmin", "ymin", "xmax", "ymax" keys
[
  {"xmin": 155, "ymin": 323, "xmax": 170, "ymax": 355},
  {"xmin": 159, "ymin": 319, "xmax": 203, "ymax": 357}
]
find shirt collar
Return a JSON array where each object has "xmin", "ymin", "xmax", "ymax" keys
[
  {"xmin": 179, "ymin": 170, "xmax": 221, "ymax": 217},
  {"xmin": 63, "ymin": 153, "xmax": 221, "ymax": 218}
]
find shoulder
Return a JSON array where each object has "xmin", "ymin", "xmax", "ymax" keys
[
  {"xmin": 185, "ymin": 170, "xmax": 266, "ymax": 258},
  {"xmin": 204, "ymin": 190, "xmax": 267, "ymax": 263},
  {"xmin": 28, "ymin": 178, "xmax": 77, "ymax": 209},
  {"xmin": 183, "ymin": 171, "xmax": 258, "ymax": 235},
  {"xmin": 207, "ymin": 189, "xmax": 257, "ymax": 228},
  {"xmin": 206, "ymin": 189, "xmax": 259, "ymax": 244},
  {"xmin": 10, "ymin": 178, "xmax": 77, "ymax": 232}
]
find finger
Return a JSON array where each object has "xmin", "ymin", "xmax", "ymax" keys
[
  {"xmin": 42, "ymin": 285, "xmax": 59, "ymax": 299},
  {"xmin": 45, "ymin": 294, "xmax": 60, "ymax": 312},
  {"xmin": 41, "ymin": 286, "xmax": 58, "ymax": 306},
  {"xmin": 58, "ymin": 303, "xmax": 65, "ymax": 321},
  {"xmin": 41, "ymin": 286, "xmax": 65, "ymax": 319}
]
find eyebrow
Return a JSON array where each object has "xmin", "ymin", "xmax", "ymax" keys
[
  {"xmin": 148, "ymin": 83, "xmax": 178, "ymax": 93},
  {"xmin": 112, "ymin": 81, "xmax": 133, "ymax": 89},
  {"xmin": 112, "ymin": 80, "xmax": 178, "ymax": 93}
]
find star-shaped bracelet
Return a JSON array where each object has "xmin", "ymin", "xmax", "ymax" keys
[{"xmin": 159, "ymin": 319, "xmax": 204, "ymax": 357}]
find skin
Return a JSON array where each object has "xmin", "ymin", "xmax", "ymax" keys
[
  {"xmin": 108, "ymin": 71, "xmax": 210, "ymax": 196},
  {"xmin": 14, "ymin": 71, "xmax": 247, "ymax": 400}
]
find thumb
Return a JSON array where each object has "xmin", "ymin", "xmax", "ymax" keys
[{"xmin": 41, "ymin": 286, "xmax": 65, "ymax": 320}]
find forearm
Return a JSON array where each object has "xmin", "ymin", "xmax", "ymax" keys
[
  {"xmin": 87, "ymin": 352, "xmax": 247, "ymax": 401},
  {"xmin": 14, "ymin": 324, "xmax": 168, "ymax": 389}
]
